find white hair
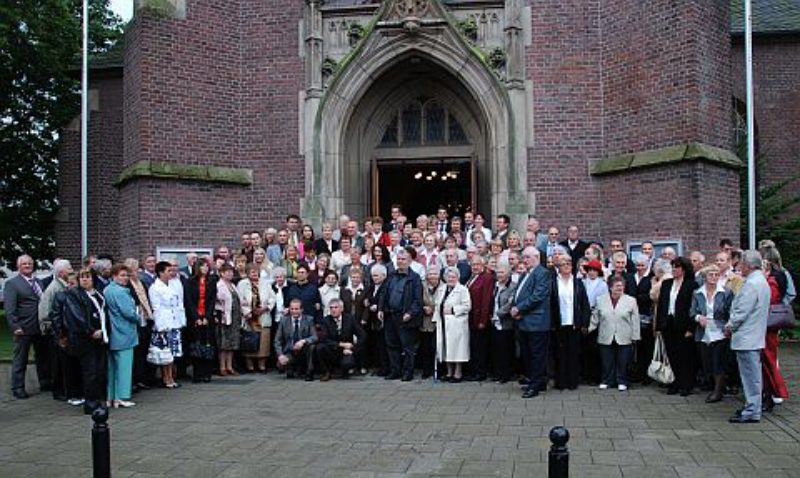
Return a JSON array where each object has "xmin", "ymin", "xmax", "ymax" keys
[
  {"xmin": 52, "ymin": 259, "xmax": 72, "ymax": 275},
  {"xmin": 633, "ymin": 253, "xmax": 649, "ymax": 266},
  {"xmin": 742, "ymin": 250, "xmax": 763, "ymax": 269},
  {"xmin": 443, "ymin": 266, "xmax": 461, "ymax": 279},
  {"xmin": 93, "ymin": 258, "xmax": 111, "ymax": 272},
  {"xmin": 371, "ymin": 263, "xmax": 388, "ymax": 278},
  {"xmin": 16, "ymin": 255, "xmax": 33, "ymax": 267}
]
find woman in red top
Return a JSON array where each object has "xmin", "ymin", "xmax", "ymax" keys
[
  {"xmin": 188, "ymin": 260, "xmax": 217, "ymax": 383},
  {"xmin": 762, "ymin": 246, "xmax": 790, "ymax": 411}
]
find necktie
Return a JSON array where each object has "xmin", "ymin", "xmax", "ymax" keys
[
  {"xmin": 293, "ymin": 319, "xmax": 300, "ymax": 343},
  {"xmin": 30, "ymin": 279, "xmax": 42, "ymax": 298}
]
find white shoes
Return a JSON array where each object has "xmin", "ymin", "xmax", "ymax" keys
[
  {"xmin": 598, "ymin": 384, "xmax": 608, "ymax": 390},
  {"xmin": 67, "ymin": 398, "xmax": 85, "ymax": 406},
  {"xmin": 772, "ymin": 397, "xmax": 785, "ymax": 404},
  {"xmin": 618, "ymin": 384, "xmax": 628, "ymax": 391},
  {"xmin": 114, "ymin": 400, "xmax": 136, "ymax": 408}
]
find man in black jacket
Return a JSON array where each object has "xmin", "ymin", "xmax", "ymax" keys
[
  {"xmin": 631, "ymin": 254, "xmax": 655, "ymax": 383},
  {"xmin": 559, "ymin": 225, "xmax": 589, "ymax": 274},
  {"xmin": 315, "ymin": 299, "xmax": 367, "ymax": 381},
  {"xmin": 380, "ymin": 249, "xmax": 423, "ymax": 381}
]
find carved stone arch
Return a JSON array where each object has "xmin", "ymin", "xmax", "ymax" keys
[{"xmin": 302, "ymin": 0, "xmax": 530, "ymax": 227}]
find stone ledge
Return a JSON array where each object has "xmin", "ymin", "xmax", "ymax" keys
[
  {"xmin": 589, "ymin": 142, "xmax": 743, "ymax": 176},
  {"xmin": 114, "ymin": 160, "xmax": 253, "ymax": 187}
]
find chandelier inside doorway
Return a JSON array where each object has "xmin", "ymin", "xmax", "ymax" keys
[{"xmin": 413, "ymin": 168, "xmax": 461, "ymax": 181}]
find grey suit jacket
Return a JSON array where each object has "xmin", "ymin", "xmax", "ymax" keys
[
  {"xmin": 5, "ymin": 275, "xmax": 43, "ymax": 335},
  {"xmin": 494, "ymin": 281, "xmax": 518, "ymax": 330},
  {"xmin": 273, "ymin": 314, "xmax": 318, "ymax": 355},
  {"xmin": 726, "ymin": 270, "xmax": 771, "ymax": 351}
]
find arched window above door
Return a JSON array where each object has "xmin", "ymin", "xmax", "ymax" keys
[{"xmin": 379, "ymin": 97, "xmax": 471, "ymax": 147}]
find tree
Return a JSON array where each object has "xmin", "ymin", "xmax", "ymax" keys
[{"xmin": 0, "ymin": 0, "xmax": 122, "ymax": 268}]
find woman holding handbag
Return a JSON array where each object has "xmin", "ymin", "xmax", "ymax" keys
[
  {"xmin": 187, "ymin": 261, "xmax": 217, "ymax": 382},
  {"xmin": 761, "ymin": 246, "xmax": 791, "ymax": 410},
  {"xmin": 237, "ymin": 264, "xmax": 276, "ymax": 373},
  {"xmin": 215, "ymin": 264, "xmax": 244, "ymax": 376}
]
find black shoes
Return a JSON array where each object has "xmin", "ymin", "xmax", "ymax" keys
[
  {"xmin": 304, "ymin": 374, "xmax": 314, "ymax": 382},
  {"xmin": 401, "ymin": 373, "xmax": 414, "ymax": 382},
  {"xmin": 522, "ymin": 389, "xmax": 539, "ymax": 399},
  {"xmin": 12, "ymin": 390, "xmax": 29, "ymax": 400},
  {"xmin": 729, "ymin": 415, "xmax": 760, "ymax": 424},
  {"xmin": 384, "ymin": 373, "xmax": 402, "ymax": 380}
]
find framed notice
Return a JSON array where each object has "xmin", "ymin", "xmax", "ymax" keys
[
  {"xmin": 156, "ymin": 247, "xmax": 214, "ymax": 268},
  {"xmin": 627, "ymin": 240, "xmax": 683, "ymax": 259}
]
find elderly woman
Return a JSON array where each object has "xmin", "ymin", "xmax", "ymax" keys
[
  {"xmin": 215, "ymin": 264, "xmax": 244, "ymax": 376},
  {"xmin": 233, "ymin": 254, "xmax": 248, "ymax": 284},
  {"xmin": 420, "ymin": 267, "xmax": 440, "ymax": 379},
  {"xmin": 282, "ymin": 245, "xmax": 302, "ymax": 280},
  {"xmin": 581, "ymin": 258, "xmax": 608, "ymax": 384},
  {"xmin": 309, "ymin": 253, "xmax": 332, "ymax": 286},
  {"xmin": 365, "ymin": 264, "xmax": 389, "ymax": 376},
  {"xmin": 331, "ymin": 237, "xmax": 352, "ymax": 274},
  {"xmin": 433, "ymin": 266, "xmax": 472, "ymax": 382},
  {"xmin": 690, "ymin": 265, "xmax": 733, "ymax": 403},
  {"xmin": 656, "ymin": 257, "xmax": 697, "ymax": 396},
  {"xmin": 148, "ymin": 261, "xmax": 181, "ymax": 388},
  {"xmin": 590, "ymin": 275, "xmax": 640, "ymax": 391},
  {"xmin": 491, "ymin": 264, "xmax": 517, "ymax": 383},
  {"xmin": 365, "ymin": 244, "xmax": 393, "ymax": 291},
  {"xmin": 552, "ymin": 256, "xmax": 591, "ymax": 390},
  {"xmin": 238, "ymin": 264, "xmax": 276, "ymax": 373},
  {"xmin": 104, "ymin": 264, "xmax": 139, "ymax": 408},
  {"xmin": 319, "ymin": 270, "xmax": 341, "ymax": 317},
  {"xmin": 339, "ymin": 247, "xmax": 366, "ymax": 288},
  {"xmin": 466, "ymin": 255, "xmax": 494, "ymax": 381},
  {"xmin": 123, "ymin": 258, "xmax": 153, "ymax": 392},
  {"xmin": 417, "ymin": 233, "xmax": 441, "ymax": 270},
  {"xmin": 761, "ymin": 246, "xmax": 791, "ymax": 409}
]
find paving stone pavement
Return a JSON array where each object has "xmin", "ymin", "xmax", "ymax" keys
[{"xmin": 2, "ymin": 344, "xmax": 800, "ymax": 477}]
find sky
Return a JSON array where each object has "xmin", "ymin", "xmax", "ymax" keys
[{"xmin": 110, "ymin": 0, "xmax": 133, "ymax": 22}]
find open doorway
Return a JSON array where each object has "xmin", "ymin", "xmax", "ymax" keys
[{"xmin": 372, "ymin": 159, "xmax": 475, "ymax": 221}]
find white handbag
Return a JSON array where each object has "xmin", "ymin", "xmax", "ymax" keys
[{"xmin": 647, "ymin": 334, "xmax": 675, "ymax": 385}]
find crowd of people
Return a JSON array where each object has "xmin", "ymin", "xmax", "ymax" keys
[{"xmin": 4, "ymin": 206, "xmax": 795, "ymax": 423}]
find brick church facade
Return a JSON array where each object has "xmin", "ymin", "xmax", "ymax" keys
[{"xmin": 55, "ymin": 0, "xmax": 800, "ymax": 262}]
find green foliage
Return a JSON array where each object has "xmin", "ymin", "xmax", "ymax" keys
[
  {"xmin": 0, "ymin": 0, "xmax": 122, "ymax": 268},
  {"xmin": 456, "ymin": 16, "xmax": 478, "ymax": 43}
]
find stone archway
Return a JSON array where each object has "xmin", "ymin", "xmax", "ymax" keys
[{"xmin": 301, "ymin": 0, "xmax": 531, "ymax": 227}]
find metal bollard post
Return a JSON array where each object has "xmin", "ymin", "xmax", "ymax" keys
[
  {"xmin": 548, "ymin": 426, "xmax": 570, "ymax": 478},
  {"xmin": 92, "ymin": 407, "xmax": 111, "ymax": 478}
]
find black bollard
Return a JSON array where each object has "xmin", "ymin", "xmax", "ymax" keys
[
  {"xmin": 92, "ymin": 407, "xmax": 111, "ymax": 478},
  {"xmin": 548, "ymin": 426, "xmax": 570, "ymax": 478}
]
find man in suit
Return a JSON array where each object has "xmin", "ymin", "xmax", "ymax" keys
[
  {"xmin": 38, "ymin": 259, "xmax": 74, "ymax": 401},
  {"xmin": 139, "ymin": 254, "xmax": 157, "ymax": 289},
  {"xmin": 313, "ymin": 222, "xmax": 340, "ymax": 256},
  {"xmin": 5, "ymin": 255, "xmax": 51, "ymax": 399},
  {"xmin": 511, "ymin": 247, "xmax": 553, "ymax": 398},
  {"xmin": 526, "ymin": 216, "xmax": 549, "ymax": 253},
  {"xmin": 441, "ymin": 248, "xmax": 470, "ymax": 284},
  {"xmin": 267, "ymin": 229, "xmax": 290, "ymax": 265},
  {"xmin": 725, "ymin": 250, "xmax": 771, "ymax": 423},
  {"xmin": 93, "ymin": 258, "xmax": 112, "ymax": 292},
  {"xmin": 179, "ymin": 252, "xmax": 198, "ymax": 279},
  {"xmin": 434, "ymin": 206, "xmax": 450, "ymax": 241},
  {"xmin": 315, "ymin": 299, "xmax": 367, "ymax": 381},
  {"xmin": 494, "ymin": 214, "xmax": 511, "ymax": 248},
  {"xmin": 559, "ymin": 225, "xmax": 589, "ymax": 274},
  {"xmin": 274, "ymin": 299, "xmax": 318, "ymax": 380},
  {"xmin": 606, "ymin": 238, "xmax": 636, "ymax": 274},
  {"xmin": 381, "ymin": 249, "xmax": 423, "ymax": 381}
]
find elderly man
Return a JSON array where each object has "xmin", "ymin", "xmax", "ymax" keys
[
  {"xmin": 93, "ymin": 259, "xmax": 112, "ymax": 292},
  {"xmin": 381, "ymin": 249, "xmax": 423, "ymax": 381},
  {"xmin": 180, "ymin": 252, "xmax": 198, "ymax": 278},
  {"xmin": 526, "ymin": 216, "xmax": 549, "ymax": 252},
  {"xmin": 511, "ymin": 247, "xmax": 553, "ymax": 398},
  {"xmin": 39, "ymin": 259, "xmax": 74, "ymax": 401},
  {"xmin": 559, "ymin": 225, "xmax": 589, "ymax": 273},
  {"xmin": 6, "ymin": 255, "xmax": 51, "ymax": 399},
  {"xmin": 689, "ymin": 251, "xmax": 706, "ymax": 285},
  {"xmin": 315, "ymin": 299, "xmax": 367, "ymax": 381},
  {"xmin": 725, "ymin": 250, "xmax": 771, "ymax": 423}
]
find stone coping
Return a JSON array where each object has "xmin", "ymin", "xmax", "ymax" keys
[
  {"xmin": 114, "ymin": 160, "xmax": 253, "ymax": 187},
  {"xmin": 589, "ymin": 142, "xmax": 743, "ymax": 176}
]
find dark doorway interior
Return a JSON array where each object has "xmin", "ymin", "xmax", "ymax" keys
[{"xmin": 375, "ymin": 159, "xmax": 473, "ymax": 221}]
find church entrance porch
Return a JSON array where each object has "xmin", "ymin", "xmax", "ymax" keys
[{"xmin": 372, "ymin": 158, "xmax": 475, "ymax": 220}]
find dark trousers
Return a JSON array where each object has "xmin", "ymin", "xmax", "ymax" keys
[
  {"xmin": 664, "ymin": 330, "xmax": 696, "ymax": 392},
  {"xmin": 469, "ymin": 328, "xmax": 490, "ymax": 378},
  {"xmin": 581, "ymin": 330, "xmax": 601, "ymax": 384},
  {"xmin": 50, "ymin": 339, "xmax": 82, "ymax": 398},
  {"xmin": 519, "ymin": 330, "xmax": 549, "ymax": 392},
  {"xmin": 491, "ymin": 329, "xmax": 515, "ymax": 382},
  {"xmin": 368, "ymin": 328, "xmax": 389, "ymax": 373},
  {"xmin": 133, "ymin": 325, "xmax": 156, "ymax": 385},
  {"xmin": 555, "ymin": 327, "xmax": 582, "ymax": 390},
  {"xmin": 599, "ymin": 342, "xmax": 633, "ymax": 387},
  {"xmin": 418, "ymin": 331, "xmax": 435, "ymax": 377},
  {"xmin": 282, "ymin": 344, "xmax": 314, "ymax": 376},
  {"xmin": 78, "ymin": 344, "xmax": 106, "ymax": 410},
  {"xmin": 635, "ymin": 321, "xmax": 655, "ymax": 382},
  {"xmin": 385, "ymin": 315, "xmax": 419, "ymax": 376},
  {"xmin": 317, "ymin": 345, "xmax": 356, "ymax": 374},
  {"xmin": 193, "ymin": 359, "xmax": 214, "ymax": 380},
  {"xmin": 11, "ymin": 334, "xmax": 50, "ymax": 392}
]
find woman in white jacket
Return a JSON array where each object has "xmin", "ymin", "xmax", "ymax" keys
[
  {"xmin": 237, "ymin": 264, "xmax": 276, "ymax": 373},
  {"xmin": 148, "ymin": 261, "xmax": 182, "ymax": 388},
  {"xmin": 433, "ymin": 267, "xmax": 472, "ymax": 382}
]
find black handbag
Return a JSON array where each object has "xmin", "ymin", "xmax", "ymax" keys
[
  {"xmin": 767, "ymin": 303, "xmax": 797, "ymax": 331},
  {"xmin": 190, "ymin": 328, "xmax": 216, "ymax": 360},
  {"xmin": 240, "ymin": 329, "xmax": 261, "ymax": 352}
]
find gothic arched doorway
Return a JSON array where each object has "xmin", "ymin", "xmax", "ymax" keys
[{"xmin": 342, "ymin": 56, "xmax": 488, "ymax": 220}]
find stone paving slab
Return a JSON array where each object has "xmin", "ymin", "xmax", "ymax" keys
[{"xmin": 2, "ymin": 344, "xmax": 800, "ymax": 476}]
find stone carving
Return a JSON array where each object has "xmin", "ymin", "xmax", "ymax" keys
[{"xmin": 394, "ymin": 0, "xmax": 430, "ymax": 19}]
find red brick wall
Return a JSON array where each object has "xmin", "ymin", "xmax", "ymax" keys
[
  {"xmin": 525, "ymin": 0, "xmax": 604, "ymax": 237},
  {"xmin": 731, "ymin": 37, "xmax": 800, "ymax": 184},
  {"xmin": 56, "ymin": 75, "xmax": 124, "ymax": 263}
]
